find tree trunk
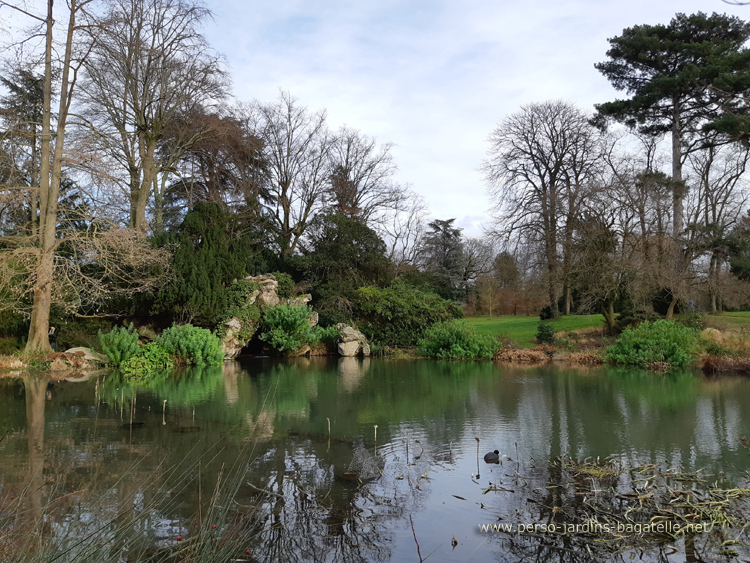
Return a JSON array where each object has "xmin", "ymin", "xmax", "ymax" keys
[
  {"xmin": 665, "ymin": 295, "xmax": 678, "ymax": 320},
  {"xmin": 26, "ymin": 0, "xmax": 77, "ymax": 353},
  {"xmin": 26, "ymin": 1, "xmax": 55, "ymax": 354},
  {"xmin": 672, "ymin": 100, "xmax": 684, "ymax": 248},
  {"xmin": 546, "ymin": 229, "xmax": 559, "ymax": 317},
  {"xmin": 600, "ymin": 300, "xmax": 615, "ymax": 334},
  {"xmin": 709, "ymin": 252, "xmax": 717, "ymax": 314}
]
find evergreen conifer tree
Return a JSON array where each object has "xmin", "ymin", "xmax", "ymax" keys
[{"xmin": 155, "ymin": 202, "xmax": 256, "ymax": 326}]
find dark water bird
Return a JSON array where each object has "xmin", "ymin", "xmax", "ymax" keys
[{"xmin": 484, "ymin": 450, "xmax": 500, "ymax": 463}]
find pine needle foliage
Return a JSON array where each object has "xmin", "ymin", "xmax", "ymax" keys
[{"xmin": 154, "ymin": 203, "xmax": 257, "ymax": 327}]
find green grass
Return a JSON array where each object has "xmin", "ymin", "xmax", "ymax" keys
[
  {"xmin": 700, "ymin": 312, "xmax": 750, "ymax": 332},
  {"xmin": 464, "ymin": 314, "xmax": 606, "ymax": 348}
]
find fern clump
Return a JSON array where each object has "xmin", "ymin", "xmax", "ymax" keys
[
  {"xmin": 98, "ymin": 324, "xmax": 140, "ymax": 367},
  {"xmin": 155, "ymin": 324, "xmax": 224, "ymax": 366}
]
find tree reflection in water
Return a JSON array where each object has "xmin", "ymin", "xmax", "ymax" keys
[
  {"xmin": 247, "ymin": 437, "xmax": 435, "ymax": 563},
  {"xmin": 3, "ymin": 360, "xmax": 750, "ymax": 562}
]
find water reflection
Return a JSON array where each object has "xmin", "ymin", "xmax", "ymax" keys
[{"xmin": 0, "ymin": 361, "xmax": 749, "ymax": 561}]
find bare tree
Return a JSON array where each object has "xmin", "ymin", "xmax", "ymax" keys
[
  {"xmin": 245, "ymin": 92, "xmax": 331, "ymax": 261},
  {"xmin": 482, "ymin": 100, "xmax": 603, "ymax": 317},
  {"xmin": 76, "ymin": 0, "xmax": 227, "ymax": 232},
  {"xmin": 0, "ymin": 0, "xmax": 172, "ymax": 351},
  {"xmin": 685, "ymin": 141, "xmax": 750, "ymax": 311},
  {"xmin": 378, "ymin": 191, "xmax": 427, "ymax": 268},
  {"xmin": 325, "ymin": 126, "xmax": 405, "ymax": 223},
  {"xmin": 160, "ymin": 105, "xmax": 265, "ymax": 227},
  {"xmin": 0, "ymin": 0, "xmax": 97, "ymax": 351}
]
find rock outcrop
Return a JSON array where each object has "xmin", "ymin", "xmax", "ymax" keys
[
  {"xmin": 287, "ymin": 294, "xmax": 312, "ymax": 307},
  {"xmin": 64, "ymin": 347, "xmax": 110, "ymax": 364},
  {"xmin": 247, "ymin": 275, "xmax": 280, "ymax": 308},
  {"xmin": 221, "ymin": 274, "xmax": 279, "ymax": 359},
  {"xmin": 222, "ymin": 317, "xmax": 250, "ymax": 360},
  {"xmin": 336, "ymin": 324, "xmax": 370, "ymax": 357}
]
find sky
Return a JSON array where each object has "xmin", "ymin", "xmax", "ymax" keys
[
  {"xmin": 198, "ymin": 0, "xmax": 750, "ymax": 238},
  {"xmin": 5, "ymin": 0, "xmax": 748, "ymax": 237}
]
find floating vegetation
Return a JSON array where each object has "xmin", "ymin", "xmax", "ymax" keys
[{"xmin": 479, "ymin": 455, "xmax": 750, "ymax": 560}]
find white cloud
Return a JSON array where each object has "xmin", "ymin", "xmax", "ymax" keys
[{"xmin": 202, "ymin": 0, "xmax": 750, "ymax": 240}]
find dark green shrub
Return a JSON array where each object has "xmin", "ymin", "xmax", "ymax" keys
[
  {"xmin": 153, "ymin": 202, "xmax": 258, "ymax": 327},
  {"xmin": 0, "ymin": 337, "xmax": 20, "ymax": 354},
  {"xmin": 0, "ymin": 310, "xmax": 27, "ymax": 338},
  {"xmin": 155, "ymin": 324, "xmax": 224, "ymax": 366},
  {"xmin": 417, "ymin": 320, "xmax": 500, "ymax": 360},
  {"xmin": 98, "ymin": 324, "xmax": 141, "ymax": 367},
  {"xmin": 56, "ymin": 318, "xmax": 113, "ymax": 351},
  {"xmin": 300, "ymin": 212, "xmax": 393, "ymax": 298},
  {"xmin": 605, "ymin": 320, "xmax": 699, "ymax": 369},
  {"xmin": 615, "ymin": 308, "xmax": 660, "ymax": 332},
  {"xmin": 121, "ymin": 343, "xmax": 173, "ymax": 379},
  {"xmin": 536, "ymin": 321, "xmax": 555, "ymax": 344},
  {"xmin": 353, "ymin": 282, "xmax": 462, "ymax": 346},
  {"xmin": 315, "ymin": 296, "xmax": 354, "ymax": 328},
  {"xmin": 259, "ymin": 305, "xmax": 317, "ymax": 353},
  {"xmin": 271, "ymin": 272, "xmax": 295, "ymax": 299},
  {"xmin": 539, "ymin": 306, "xmax": 555, "ymax": 321},
  {"xmin": 678, "ymin": 313, "xmax": 705, "ymax": 330}
]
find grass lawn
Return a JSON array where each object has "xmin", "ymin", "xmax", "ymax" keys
[
  {"xmin": 699, "ymin": 312, "xmax": 750, "ymax": 332},
  {"xmin": 464, "ymin": 314, "xmax": 606, "ymax": 348}
]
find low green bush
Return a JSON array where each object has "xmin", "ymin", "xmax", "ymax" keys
[
  {"xmin": 678, "ymin": 312, "xmax": 705, "ymax": 330},
  {"xmin": 417, "ymin": 320, "xmax": 500, "ymax": 360},
  {"xmin": 121, "ymin": 343, "xmax": 173, "ymax": 379},
  {"xmin": 155, "ymin": 324, "xmax": 224, "ymax": 366},
  {"xmin": 536, "ymin": 321, "xmax": 555, "ymax": 344},
  {"xmin": 98, "ymin": 324, "xmax": 140, "ymax": 367},
  {"xmin": 605, "ymin": 320, "xmax": 699, "ymax": 369},
  {"xmin": 312, "ymin": 325, "xmax": 340, "ymax": 353},
  {"xmin": 615, "ymin": 308, "xmax": 660, "ymax": 332},
  {"xmin": 353, "ymin": 281, "xmax": 462, "ymax": 346},
  {"xmin": 259, "ymin": 305, "xmax": 317, "ymax": 353}
]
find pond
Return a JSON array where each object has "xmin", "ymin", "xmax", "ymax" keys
[{"xmin": 1, "ymin": 358, "xmax": 750, "ymax": 562}]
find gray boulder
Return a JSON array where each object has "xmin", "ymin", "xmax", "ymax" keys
[
  {"xmin": 335, "ymin": 324, "xmax": 370, "ymax": 357},
  {"xmin": 64, "ymin": 347, "xmax": 110, "ymax": 364}
]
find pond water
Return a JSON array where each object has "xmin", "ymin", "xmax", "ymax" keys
[{"xmin": 1, "ymin": 358, "xmax": 750, "ymax": 562}]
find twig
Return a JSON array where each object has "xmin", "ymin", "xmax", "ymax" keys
[{"xmin": 410, "ymin": 514, "xmax": 423, "ymax": 562}]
